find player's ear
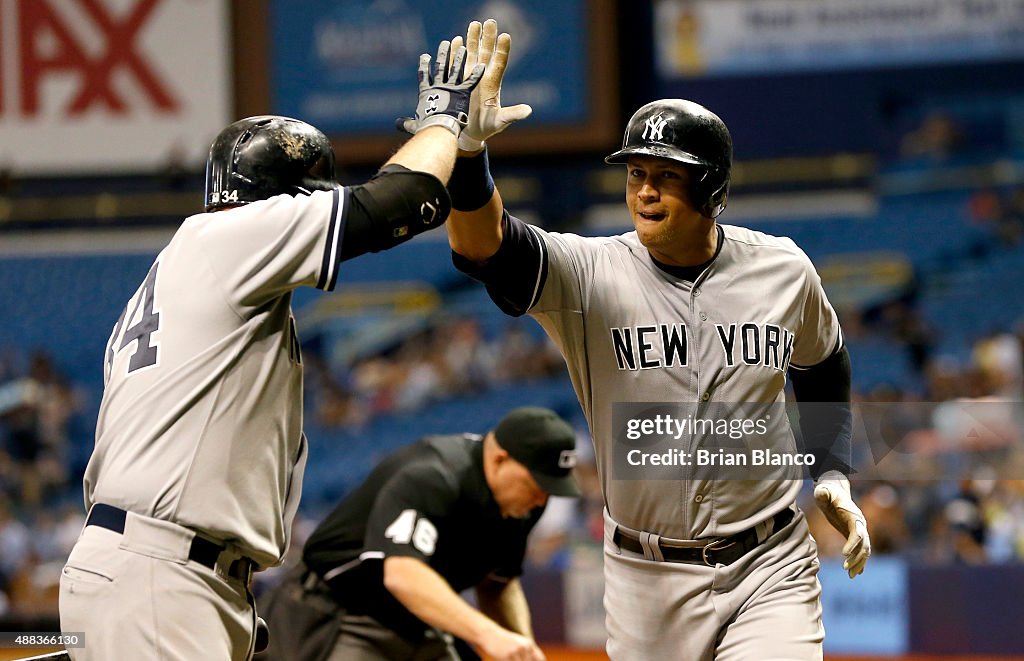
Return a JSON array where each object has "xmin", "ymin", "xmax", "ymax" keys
[{"xmin": 483, "ymin": 432, "xmax": 509, "ymax": 467}]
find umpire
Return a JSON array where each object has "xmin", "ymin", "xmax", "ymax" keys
[{"xmin": 256, "ymin": 407, "xmax": 580, "ymax": 661}]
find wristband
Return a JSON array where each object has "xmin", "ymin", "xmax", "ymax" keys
[{"xmin": 447, "ymin": 148, "xmax": 495, "ymax": 212}]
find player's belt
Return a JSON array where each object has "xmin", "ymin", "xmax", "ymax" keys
[
  {"xmin": 612, "ymin": 508, "xmax": 795, "ymax": 566},
  {"xmin": 86, "ymin": 503, "xmax": 255, "ymax": 582}
]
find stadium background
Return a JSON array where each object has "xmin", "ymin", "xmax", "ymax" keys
[{"xmin": 1, "ymin": 0, "xmax": 1024, "ymax": 658}]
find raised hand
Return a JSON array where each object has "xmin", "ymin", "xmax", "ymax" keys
[
  {"xmin": 451, "ymin": 19, "xmax": 533, "ymax": 152},
  {"xmin": 400, "ymin": 41, "xmax": 485, "ymax": 137}
]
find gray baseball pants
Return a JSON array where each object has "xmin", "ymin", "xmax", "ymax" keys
[
  {"xmin": 59, "ymin": 512, "xmax": 257, "ymax": 660},
  {"xmin": 603, "ymin": 508, "xmax": 824, "ymax": 661}
]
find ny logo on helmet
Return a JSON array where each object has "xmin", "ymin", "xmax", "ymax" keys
[{"xmin": 642, "ymin": 113, "xmax": 669, "ymax": 141}]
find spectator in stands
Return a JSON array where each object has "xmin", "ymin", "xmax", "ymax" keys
[
  {"xmin": 308, "ymin": 312, "xmax": 572, "ymax": 430},
  {"xmin": 494, "ymin": 325, "xmax": 565, "ymax": 383},
  {"xmin": 524, "ymin": 495, "xmax": 578, "ymax": 571},
  {"xmin": 393, "ymin": 341, "xmax": 445, "ymax": 413},
  {"xmin": 942, "ymin": 476, "xmax": 990, "ymax": 564},
  {"xmin": 900, "ymin": 111, "xmax": 965, "ymax": 162},
  {"xmin": 967, "ymin": 186, "xmax": 1024, "ymax": 248},
  {"xmin": 972, "ymin": 331, "xmax": 1023, "ymax": 397},
  {"xmin": 29, "ymin": 353, "xmax": 78, "ymax": 494},
  {"xmin": 924, "ymin": 356, "xmax": 965, "ymax": 401},
  {"xmin": 0, "ymin": 496, "xmax": 30, "ymax": 609},
  {"xmin": 352, "ymin": 356, "xmax": 403, "ymax": 417},
  {"xmin": 305, "ymin": 356, "xmax": 369, "ymax": 430},
  {"xmin": 897, "ymin": 475, "xmax": 947, "ymax": 561},
  {"xmin": 439, "ymin": 317, "xmax": 496, "ymax": 395},
  {"xmin": 858, "ymin": 483, "xmax": 911, "ymax": 554},
  {"xmin": 0, "ymin": 374, "xmax": 44, "ymax": 506},
  {"xmin": 984, "ymin": 478, "xmax": 1024, "ymax": 562},
  {"xmin": 0, "ymin": 351, "xmax": 79, "ymax": 506},
  {"xmin": 879, "ymin": 300, "xmax": 935, "ymax": 374},
  {"xmin": 525, "ymin": 428, "xmax": 602, "ymax": 570}
]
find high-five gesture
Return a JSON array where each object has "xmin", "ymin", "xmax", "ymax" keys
[
  {"xmin": 402, "ymin": 41, "xmax": 485, "ymax": 136},
  {"xmin": 451, "ymin": 19, "xmax": 533, "ymax": 153}
]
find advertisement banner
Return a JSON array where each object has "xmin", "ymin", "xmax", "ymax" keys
[
  {"xmin": 0, "ymin": 0, "xmax": 231, "ymax": 174},
  {"xmin": 655, "ymin": 0, "xmax": 1024, "ymax": 78},
  {"xmin": 820, "ymin": 556, "xmax": 909, "ymax": 655},
  {"xmin": 563, "ymin": 545, "xmax": 607, "ymax": 649},
  {"xmin": 269, "ymin": 0, "xmax": 588, "ymax": 135}
]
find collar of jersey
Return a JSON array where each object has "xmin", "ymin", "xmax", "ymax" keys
[{"xmin": 649, "ymin": 225, "xmax": 724, "ymax": 282}]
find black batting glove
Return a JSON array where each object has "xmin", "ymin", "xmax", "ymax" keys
[{"xmin": 397, "ymin": 41, "xmax": 484, "ymax": 137}]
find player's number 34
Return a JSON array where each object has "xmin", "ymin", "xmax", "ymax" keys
[
  {"xmin": 209, "ymin": 189, "xmax": 240, "ymax": 205},
  {"xmin": 106, "ymin": 261, "xmax": 162, "ymax": 376}
]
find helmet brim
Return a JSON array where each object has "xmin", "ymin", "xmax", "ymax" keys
[{"xmin": 604, "ymin": 145, "xmax": 711, "ymax": 167}]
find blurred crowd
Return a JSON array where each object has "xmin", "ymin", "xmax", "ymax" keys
[
  {"xmin": 969, "ymin": 184, "xmax": 1024, "ymax": 249},
  {"xmin": 303, "ymin": 317, "xmax": 568, "ymax": 430},
  {"xmin": 0, "ymin": 350, "xmax": 85, "ymax": 619}
]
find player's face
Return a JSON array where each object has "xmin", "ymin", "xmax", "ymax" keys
[
  {"xmin": 625, "ymin": 156, "xmax": 711, "ymax": 264},
  {"xmin": 491, "ymin": 456, "xmax": 549, "ymax": 519}
]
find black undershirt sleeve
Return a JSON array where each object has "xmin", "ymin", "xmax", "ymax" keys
[
  {"xmin": 340, "ymin": 165, "xmax": 450, "ymax": 261},
  {"xmin": 451, "ymin": 212, "xmax": 546, "ymax": 317},
  {"xmin": 788, "ymin": 344, "xmax": 853, "ymax": 479},
  {"xmin": 338, "ymin": 189, "xmax": 376, "ymax": 261}
]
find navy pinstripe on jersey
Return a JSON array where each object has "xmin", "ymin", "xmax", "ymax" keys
[{"xmin": 317, "ymin": 187, "xmax": 348, "ymax": 291}]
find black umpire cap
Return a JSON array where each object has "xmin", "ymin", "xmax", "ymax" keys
[{"xmin": 493, "ymin": 407, "xmax": 582, "ymax": 497}]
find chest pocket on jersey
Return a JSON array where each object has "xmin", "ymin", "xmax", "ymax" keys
[{"xmin": 288, "ymin": 317, "xmax": 302, "ymax": 365}]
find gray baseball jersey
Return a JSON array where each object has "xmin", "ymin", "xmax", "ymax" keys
[
  {"xmin": 521, "ymin": 222, "xmax": 841, "ymax": 539},
  {"xmin": 84, "ymin": 187, "xmax": 347, "ymax": 568}
]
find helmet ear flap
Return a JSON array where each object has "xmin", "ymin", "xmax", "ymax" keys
[{"xmin": 691, "ymin": 167, "xmax": 729, "ymax": 219}]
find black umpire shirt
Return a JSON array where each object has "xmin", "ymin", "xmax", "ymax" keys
[{"xmin": 302, "ymin": 434, "xmax": 544, "ymax": 639}]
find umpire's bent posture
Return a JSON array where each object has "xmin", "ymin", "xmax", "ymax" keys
[{"xmin": 256, "ymin": 407, "xmax": 580, "ymax": 661}]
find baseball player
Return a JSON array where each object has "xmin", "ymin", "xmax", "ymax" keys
[
  {"xmin": 255, "ymin": 406, "xmax": 579, "ymax": 661},
  {"xmin": 57, "ymin": 43, "xmax": 487, "ymax": 661},
  {"xmin": 441, "ymin": 20, "xmax": 872, "ymax": 660}
]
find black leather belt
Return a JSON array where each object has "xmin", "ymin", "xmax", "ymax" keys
[
  {"xmin": 87, "ymin": 503, "xmax": 254, "ymax": 582},
  {"xmin": 613, "ymin": 508, "xmax": 794, "ymax": 566}
]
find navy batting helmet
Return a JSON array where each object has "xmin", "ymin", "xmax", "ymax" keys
[
  {"xmin": 204, "ymin": 116, "xmax": 337, "ymax": 211},
  {"xmin": 605, "ymin": 99, "xmax": 732, "ymax": 219}
]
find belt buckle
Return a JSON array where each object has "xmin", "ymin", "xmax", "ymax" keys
[{"xmin": 701, "ymin": 537, "xmax": 736, "ymax": 566}]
